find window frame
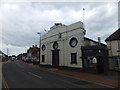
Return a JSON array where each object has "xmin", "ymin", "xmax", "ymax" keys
[
  {"xmin": 53, "ymin": 41, "xmax": 58, "ymax": 50},
  {"xmin": 69, "ymin": 37, "xmax": 78, "ymax": 48},
  {"xmin": 71, "ymin": 53, "xmax": 77, "ymax": 64},
  {"xmin": 42, "ymin": 44, "xmax": 46, "ymax": 51}
]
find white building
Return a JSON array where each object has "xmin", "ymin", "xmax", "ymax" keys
[
  {"xmin": 40, "ymin": 21, "xmax": 109, "ymax": 74},
  {"xmin": 40, "ymin": 21, "xmax": 85, "ymax": 68}
]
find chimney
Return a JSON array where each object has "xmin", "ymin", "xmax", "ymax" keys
[
  {"xmin": 55, "ymin": 23, "xmax": 62, "ymax": 26},
  {"xmin": 98, "ymin": 37, "xmax": 101, "ymax": 45},
  {"xmin": 32, "ymin": 45, "xmax": 34, "ymax": 47},
  {"xmin": 35, "ymin": 45, "xmax": 37, "ymax": 48}
]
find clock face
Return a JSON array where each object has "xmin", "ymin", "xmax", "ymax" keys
[
  {"xmin": 53, "ymin": 41, "xmax": 58, "ymax": 49},
  {"xmin": 42, "ymin": 44, "xmax": 46, "ymax": 51},
  {"xmin": 71, "ymin": 39, "xmax": 77, "ymax": 46},
  {"xmin": 69, "ymin": 37, "xmax": 78, "ymax": 48}
]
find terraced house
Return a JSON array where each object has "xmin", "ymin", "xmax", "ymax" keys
[
  {"xmin": 105, "ymin": 28, "xmax": 120, "ymax": 71},
  {"xmin": 40, "ymin": 21, "xmax": 108, "ymax": 73}
]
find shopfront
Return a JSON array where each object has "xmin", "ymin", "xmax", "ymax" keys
[{"xmin": 81, "ymin": 45, "xmax": 109, "ymax": 73}]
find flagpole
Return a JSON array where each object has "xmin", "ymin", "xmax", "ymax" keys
[
  {"xmin": 83, "ymin": 8, "xmax": 85, "ymax": 29},
  {"xmin": 83, "ymin": 8, "xmax": 86, "ymax": 35}
]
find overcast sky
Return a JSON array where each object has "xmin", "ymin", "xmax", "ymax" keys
[{"xmin": 0, "ymin": 1, "xmax": 118, "ymax": 56}]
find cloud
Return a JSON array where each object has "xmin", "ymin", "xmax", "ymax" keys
[
  {"xmin": 85, "ymin": 2, "xmax": 118, "ymax": 42},
  {"xmin": 0, "ymin": 2, "xmax": 118, "ymax": 55}
]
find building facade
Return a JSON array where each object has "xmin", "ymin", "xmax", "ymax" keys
[
  {"xmin": 40, "ymin": 21, "xmax": 85, "ymax": 68},
  {"xmin": 40, "ymin": 21, "xmax": 108, "ymax": 74},
  {"xmin": 105, "ymin": 28, "xmax": 120, "ymax": 71},
  {"xmin": 26, "ymin": 45, "xmax": 39, "ymax": 63}
]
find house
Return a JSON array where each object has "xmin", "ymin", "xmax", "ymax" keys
[
  {"xmin": 105, "ymin": 28, "xmax": 120, "ymax": 71},
  {"xmin": 17, "ymin": 53, "xmax": 23, "ymax": 60},
  {"xmin": 21, "ymin": 53, "xmax": 27, "ymax": 62},
  {"xmin": 26, "ymin": 45, "xmax": 39, "ymax": 63},
  {"xmin": 40, "ymin": 21, "xmax": 108, "ymax": 73},
  {"xmin": 0, "ymin": 50, "xmax": 8, "ymax": 62}
]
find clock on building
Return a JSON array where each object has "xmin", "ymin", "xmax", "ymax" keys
[{"xmin": 69, "ymin": 37, "xmax": 78, "ymax": 48}]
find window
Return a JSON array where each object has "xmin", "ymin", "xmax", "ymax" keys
[
  {"xmin": 118, "ymin": 41, "xmax": 120, "ymax": 50},
  {"xmin": 53, "ymin": 41, "xmax": 58, "ymax": 49},
  {"xmin": 71, "ymin": 53, "xmax": 77, "ymax": 64},
  {"xmin": 69, "ymin": 37, "xmax": 78, "ymax": 48},
  {"xmin": 114, "ymin": 57, "xmax": 120, "ymax": 68},
  {"xmin": 42, "ymin": 44, "xmax": 46, "ymax": 51},
  {"xmin": 42, "ymin": 55, "xmax": 45, "ymax": 62},
  {"xmin": 58, "ymin": 33, "xmax": 62, "ymax": 38}
]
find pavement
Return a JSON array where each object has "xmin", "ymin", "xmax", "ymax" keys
[{"xmin": 27, "ymin": 63, "xmax": 120, "ymax": 88}]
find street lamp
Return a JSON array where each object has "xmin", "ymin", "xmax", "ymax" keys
[{"xmin": 37, "ymin": 32, "xmax": 41, "ymax": 64}]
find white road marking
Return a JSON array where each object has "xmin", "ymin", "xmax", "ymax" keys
[{"xmin": 28, "ymin": 72, "xmax": 43, "ymax": 79}]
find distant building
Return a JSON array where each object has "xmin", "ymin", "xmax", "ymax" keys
[
  {"xmin": 40, "ymin": 21, "xmax": 108, "ymax": 73},
  {"xmin": 17, "ymin": 53, "xmax": 23, "ymax": 60},
  {"xmin": 105, "ymin": 28, "xmax": 120, "ymax": 71},
  {"xmin": 21, "ymin": 53, "xmax": 27, "ymax": 61},
  {"xmin": 27, "ymin": 45, "xmax": 39, "ymax": 62}
]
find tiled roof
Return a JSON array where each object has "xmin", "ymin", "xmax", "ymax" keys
[{"xmin": 105, "ymin": 28, "xmax": 120, "ymax": 41}]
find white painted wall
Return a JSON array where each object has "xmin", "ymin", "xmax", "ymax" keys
[
  {"xmin": 106, "ymin": 40, "xmax": 119, "ymax": 56},
  {"xmin": 40, "ymin": 21, "xmax": 84, "ymax": 68}
]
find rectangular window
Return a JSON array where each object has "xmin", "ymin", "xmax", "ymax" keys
[
  {"xmin": 118, "ymin": 40, "xmax": 120, "ymax": 50},
  {"xmin": 42, "ymin": 55, "xmax": 45, "ymax": 62},
  {"xmin": 71, "ymin": 53, "xmax": 77, "ymax": 64}
]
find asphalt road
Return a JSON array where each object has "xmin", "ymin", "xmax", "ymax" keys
[{"xmin": 2, "ymin": 60, "xmax": 110, "ymax": 88}]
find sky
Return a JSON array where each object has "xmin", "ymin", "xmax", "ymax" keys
[{"xmin": 0, "ymin": 1, "xmax": 119, "ymax": 56}]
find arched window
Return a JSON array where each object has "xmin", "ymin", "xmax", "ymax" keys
[
  {"xmin": 42, "ymin": 44, "xmax": 46, "ymax": 51},
  {"xmin": 53, "ymin": 41, "xmax": 58, "ymax": 49}
]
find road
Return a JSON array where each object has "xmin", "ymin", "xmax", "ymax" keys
[{"xmin": 2, "ymin": 60, "xmax": 110, "ymax": 88}]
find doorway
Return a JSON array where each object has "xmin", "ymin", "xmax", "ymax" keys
[
  {"xmin": 97, "ymin": 56, "xmax": 104, "ymax": 73},
  {"xmin": 52, "ymin": 50, "xmax": 59, "ymax": 68}
]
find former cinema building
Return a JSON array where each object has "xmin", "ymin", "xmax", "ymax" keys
[{"xmin": 40, "ymin": 21, "xmax": 108, "ymax": 73}]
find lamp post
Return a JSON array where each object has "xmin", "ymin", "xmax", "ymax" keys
[{"xmin": 37, "ymin": 32, "xmax": 41, "ymax": 64}]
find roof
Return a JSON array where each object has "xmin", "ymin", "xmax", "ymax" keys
[
  {"xmin": 105, "ymin": 28, "xmax": 120, "ymax": 41},
  {"xmin": 84, "ymin": 37, "xmax": 106, "ymax": 46},
  {"xmin": 0, "ymin": 50, "xmax": 7, "ymax": 56}
]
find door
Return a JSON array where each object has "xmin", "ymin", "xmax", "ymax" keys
[{"xmin": 52, "ymin": 50, "xmax": 59, "ymax": 68}]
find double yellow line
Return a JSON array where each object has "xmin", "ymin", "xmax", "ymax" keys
[{"xmin": 2, "ymin": 75, "xmax": 9, "ymax": 90}]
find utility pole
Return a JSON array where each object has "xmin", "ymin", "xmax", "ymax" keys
[{"xmin": 37, "ymin": 32, "xmax": 41, "ymax": 64}]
